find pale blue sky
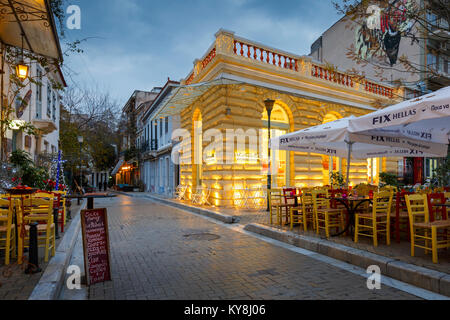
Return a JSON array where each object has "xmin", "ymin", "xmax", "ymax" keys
[{"xmin": 61, "ymin": 0, "xmax": 341, "ymax": 105}]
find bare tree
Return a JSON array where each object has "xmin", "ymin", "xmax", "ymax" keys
[{"xmin": 60, "ymin": 86, "xmax": 121, "ymax": 177}]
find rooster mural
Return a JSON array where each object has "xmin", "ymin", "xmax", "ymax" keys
[{"xmin": 355, "ymin": 0, "xmax": 415, "ymax": 66}]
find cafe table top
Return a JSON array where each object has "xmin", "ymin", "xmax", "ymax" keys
[
  {"xmin": 330, "ymin": 196, "xmax": 371, "ymax": 201},
  {"xmin": 63, "ymin": 193, "xmax": 117, "ymax": 199}
]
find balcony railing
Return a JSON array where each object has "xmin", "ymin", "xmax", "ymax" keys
[
  {"xmin": 184, "ymin": 30, "xmax": 398, "ymax": 100},
  {"xmin": 151, "ymin": 139, "xmax": 158, "ymax": 151},
  {"xmin": 233, "ymin": 39, "xmax": 299, "ymax": 72},
  {"xmin": 140, "ymin": 142, "xmax": 150, "ymax": 153}
]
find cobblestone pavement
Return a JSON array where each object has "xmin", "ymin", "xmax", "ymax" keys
[
  {"xmin": 87, "ymin": 195, "xmax": 419, "ymax": 300},
  {"xmin": 136, "ymin": 192, "xmax": 450, "ymax": 274},
  {"xmin": 0, "ymin": 201, "xmax": 82, "ymax": 300}
]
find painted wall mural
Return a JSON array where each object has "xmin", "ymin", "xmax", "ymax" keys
[{"xmin": 355, "ymin": 0, "xmax": 415, "ymax": 66}]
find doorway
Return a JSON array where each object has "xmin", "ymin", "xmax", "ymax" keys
[
  {"xmin": 193, "ymin": 111, "xmax": 203, "ymax": 187},
  {"xmin": 262, "ymin": 104, "xmax": 290, "ymax": 188}
]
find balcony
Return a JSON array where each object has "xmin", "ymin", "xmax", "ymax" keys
[
  {"xmin": 183, "ymin": 30, "xmax": 402, "ymax": 104},
  {"xmin": 139, "ymin": 140, "xmax": 159, "ymax": 160},
  {"xmin": 32, "ymin": 118, "xmax": 57, "ymax": 135}
]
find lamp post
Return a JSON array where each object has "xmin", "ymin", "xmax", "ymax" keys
[
  {"xmin": 77, "ymin": 136, "xmax": 83, "ymax": 200},
  {"xmin": 265, "ymin": 99, "xmax": 275, "ymax": 212}
]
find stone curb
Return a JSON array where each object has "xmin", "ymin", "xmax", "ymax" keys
[
  {"xmin": 244, "ymin": 223, "xmax": 450, "ymax": 297},
  {"xmin": 28, "ymin": 199, "xmax": 87, "ymax": 300},
  {"xmin": 112, "ymin": 191, "xmax": 238, "ymax": 224}
]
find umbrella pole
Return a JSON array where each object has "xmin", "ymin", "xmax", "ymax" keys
[{"xmin": 345, "ymin": 141, "xmax": 354, "ymax": 189}]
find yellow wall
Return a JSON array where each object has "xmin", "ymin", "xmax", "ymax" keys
[{"xmin": 177, "ymin": 83, "xmax": 394, "ymax": 207}]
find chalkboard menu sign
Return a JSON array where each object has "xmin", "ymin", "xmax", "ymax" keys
[{"xmin": 81, "ymin": 208, "xmax": 112, "ymax": 286}]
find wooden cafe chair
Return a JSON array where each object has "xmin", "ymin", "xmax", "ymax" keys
[
  {"xmin": 282, "ymin": 188, "xmax": 298, "ymax": 225},
  {"xmin": 427, "ymin": 193, "xmax": 446, "ymax": 221},
  {"xmin": 393, "ymin": 191, "xmax": 415, "ymax": 243},
  {"xmin": 268, "ymin": 188, "xmax": 285, "ymax": 225},
  {"xmin": 405, "ymin": 194, "xmax": 450, "ymax": 264},
  {"xmin": 289, "ymin": 192, "xmax": 315, "ymax": 232},
  {"xmin": 18, "ymin": 197, "xmax": 55, "ymax": 264},
  {"xmin": 312, "ymin": 189, "xmax": 344, "ymax": 239},
  {"xmin": 354, "ymin": 191, "xmax": 393, "ymax": 247},
  {"xmin": 0, "ymin": 199, "xmax": 17, "ymax": 265}
]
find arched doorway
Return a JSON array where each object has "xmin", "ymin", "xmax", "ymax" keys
[
  {"xmin": 262, "ymin": 103, "xmax": 290, "ymax": 187},
  {"xmin": 193, "ymin": 110, "xmax": 203, "ymax": 188},
  {"xmin": 322, "ymin": 113, "xmax": 342, "ymax": 186}
]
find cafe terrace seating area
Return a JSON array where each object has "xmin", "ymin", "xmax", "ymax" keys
[
  {"xmin": 0, "ymin": 190, "xmax": 69, "ymax": 267},
  {"xmin": 172, "ymin": 183, "xmax": 450, "ymax": 270}
]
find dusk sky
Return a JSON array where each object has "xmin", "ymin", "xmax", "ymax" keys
[{"xmin": 61, "ymin": 0, "xmax": 342, "ymax": 105}]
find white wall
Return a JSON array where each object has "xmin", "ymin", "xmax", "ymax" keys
[
  {"xmin": 311, "ymin": 16, "xmax": 423, "ymax": 86},
  {"xmin": 4, "ymin": 60, "xmax": 62, "ymax": 160}
]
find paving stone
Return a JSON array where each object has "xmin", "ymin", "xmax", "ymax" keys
[{"xmin": 83, "ymin": 195, "xmax": 421, "ymax": 300}]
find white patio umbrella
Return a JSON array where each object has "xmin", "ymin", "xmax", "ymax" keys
[
  {"xmin": 270, "ymin": 116, "xmax": 448, "ymax": 186},
  {"xmin": 348, "ymin": 86, "xmax": 450, "ymax": 147}
]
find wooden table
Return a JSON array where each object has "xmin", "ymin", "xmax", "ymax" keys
[
  {"xmin": 328, "ymin": 196, "xmax": 372, "ymax": 237},
  {"xmin": 63, "ymin": 193, "xmax": 117, "ymax": 209}
]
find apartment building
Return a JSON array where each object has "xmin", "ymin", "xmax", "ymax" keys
[
  {"xmin": 139, "ymin": 80, "xmax": 180, "ymax": 195},
  {"xmin": 309, "ymin": 0, "xmax": 449, "ymax": 184}
]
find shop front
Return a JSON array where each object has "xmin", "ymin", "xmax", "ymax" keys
[{"xmin": 113, "ymin": 161, "xmax": 139, "ymax": 190}]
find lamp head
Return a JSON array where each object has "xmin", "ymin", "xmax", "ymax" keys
[
  {"xmin": 264, "ymin": 99, "xmax": 275, "ymax": 114},
  {"xmin": 16, "ymin": 63, "xmax": 29, "ymax": 81}
]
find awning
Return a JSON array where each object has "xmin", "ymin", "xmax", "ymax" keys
[
  {"xmin": 0, "ymin": 0, "xmax": 63, "ymax": 61},
  {"xmin": 154, "ymin": 73, "xmax": 381, "ymax": 119},
  {"xmin": 349, "ymin": 86, "xmax": 450, "ymax": 145},
  {"xmin": 111, "ymin": 159, "xmax": 124, "ymax": 176},
  {"xmin": 154, "ymin": 78, "xmax": 242, "ymax": 118}
]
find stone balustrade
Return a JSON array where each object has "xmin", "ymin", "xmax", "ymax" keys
[
  {"xmin": 184, "ymin": 30, "xmax": 397, "ymax": 100},
  {"xmin": 233, "ymin": 38, "xmax": 299, "ymax": 72}
]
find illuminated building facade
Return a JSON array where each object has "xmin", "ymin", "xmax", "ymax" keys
[{"xmin": 152, "ymin": 30, "xmax": 404, "ymax": 207}]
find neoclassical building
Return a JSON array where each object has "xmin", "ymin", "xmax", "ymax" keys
[{"xmin": 153, "ymin": 29, "xmax": 404, "ymax": 207}]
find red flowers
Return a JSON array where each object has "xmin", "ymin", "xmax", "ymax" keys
[
  {"xmin": 44, "ymin": 179, "xmax": 57, "ymax": 191},
  {"xmin": 12, "ymin": 177, "xmax": 30, "ymax": 189}
]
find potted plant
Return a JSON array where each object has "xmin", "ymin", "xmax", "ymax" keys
[{"xmin": 330, "ymin": 172, "xmax": 345, "ymax": 190}]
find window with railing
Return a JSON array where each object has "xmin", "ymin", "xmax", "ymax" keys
[
  {"xmin": 427, "ymin": 51, "xmax": 449, "ymax": 74},
  {"xmin": 165, "ymin": 117, "xmax": 169, "ymax": 134},
  {"xmin": 35, "ymin": 67, "xmax": 42, "ymax": 119},
  {"xmin": 52, "ymin": 92, "xmax": 57, "ymax": 121},
  {"xmin": 46, "ymin": 83, "xmax": 52, "ymax": 118},
  {"xmin": 427, "ymin": 10, "xmax": 449, "ymax": 30}
]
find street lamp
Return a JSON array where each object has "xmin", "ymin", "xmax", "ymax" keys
[
  {"xmin": 15, "ymin": 63, "xmax": 29, "ymax": 80},
  {"xmin": 15, "ymin": 33, "xmax": 28, "ymax": 81},
  {"xmin": 264, "ymin": 99, "xmax": 275, "ymax": 212},
  {"xmin": 77, "ymin": 136, "xmax": 84, "ymax": 195}
]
